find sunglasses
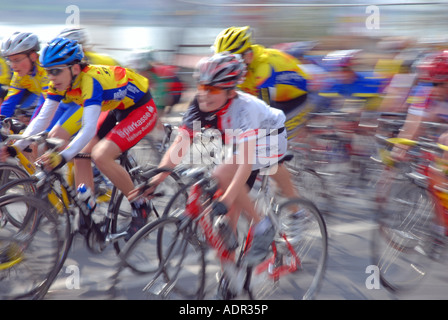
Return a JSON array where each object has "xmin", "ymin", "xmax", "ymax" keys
[
  {"xmin": 45, "ymin": 66, "xmax": 70, "ymax": 76},
  {"xmin": 6, "ymin": 55, "xmax": 29, "ymax": 65},
  {"xmin": 197, "ymin": 84, "xmax": 224, "ymax": 94}
]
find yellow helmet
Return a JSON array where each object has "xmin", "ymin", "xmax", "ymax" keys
[{"xmin": 213, "ymin": 26, "xmax": 252, "ymax": 54}]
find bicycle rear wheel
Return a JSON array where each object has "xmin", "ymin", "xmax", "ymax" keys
[
  {"xmin": 247, "ymin": 198, "xmax": 328, "ymax": 300},
  {"xmin": 0, "ymin": 195, "xmax": 62, "ymax": 299},
  {"xmin": 116, "ymin": 216, "xmax": 206, "ymax": 299},
  {"xmin": 371, "ymin": 181, "xmax": 435, "ymax": 292}
]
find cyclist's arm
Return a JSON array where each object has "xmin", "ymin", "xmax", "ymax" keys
[
  {"xmin": 0, "ymin": 87, "xmax": 26, "ymax": 117},
  {"xmin": 13, "ymin": 98, "xmax": 60, "ymax": 151},
  {"xmin": 59, "ymin": 104, "xmax": 101, "ymax": 161},
  {"xmin": 128, "ymin": 128, "xmax": 191, "ymax": 201},
  {"xmin": 390, "ymin": 112, "xmax": 423, "ymax": 160},
  {"xmin": 219, "ymin": 136, "xmax": 255, "ymax": 207}
]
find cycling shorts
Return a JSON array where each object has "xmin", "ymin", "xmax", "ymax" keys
[{"xmin": 96, "ymin": 91, "xmax": 158, "ymax": 152}]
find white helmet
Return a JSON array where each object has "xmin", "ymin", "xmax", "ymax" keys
[
  {"xmin": 127, "ymin": 50, "xmax": 155, "ymax": 71},
  {"xmin": 1, "ymin": 32, "xmax": 40, "ymax": 57},
  {"xmin": 57, "ymin": 27, "xmax": 89, "ymax": 46}
]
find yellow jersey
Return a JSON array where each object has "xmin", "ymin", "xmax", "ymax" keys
[
  {"xmin": 1, "ymin": 61, "xmax": 48, "ymax": 116},
  {"xmin": 239, "ymin": 45, "xmax": 310, "ymax": 102},
  {"xmin": 0, "ymin": 56, "xmax": 12, "ymax": 86},
  {"xmin": 47, "ymin": 65, "xmax": 149, "ymax": 111},
  {"xmin": 84, "ymin": 51, "xmax": 121, "ymax": 66}
]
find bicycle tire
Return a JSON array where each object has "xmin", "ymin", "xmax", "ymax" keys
[
  {"xmin": 0, "ymin": 177, "xmax": 37, "ymax": 228},
  {"xmin": 116, "ymin": 216, "xmax": 206, "ymax": 299},
  {"xmin": 0, "ymin": 195, "xmax": 63, "ymax": 299},
  {"xmin": 111, "ymin": 168, "xmax": 185, "ymax": 255},
  {"xmin": 293, "ymin": 168, "xmax": 332, "ymax": 214},
  {"xmin": 246, "ymin": 197, "xmax": 328, "ymax": 300},
  {"xmin": 371, "ymin": 180, "xmax": 435, "ymax": 292}
]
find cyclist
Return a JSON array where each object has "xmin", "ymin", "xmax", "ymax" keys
[
  {"xmin": 213, "ymin": 26, "xmax": 307, "ymax": 199},
  {"xmin": 130, "ymin": 53, "xmax": 290, "ymax": 265},
  {"xmin": 319, "ymin": 50, "xmax": 387, "ymax": 108},
  {"xmin": 127, "ymin": 49, "xmax": 184, "ymax": 115},
  {"xmin": 213, "ymin": 26, "xmax": 314, "ymax": 140},
  {"xmin": 57, "ymin": 27, "xmax": 121, "ymax": 66},
  {"xmin": 42, "ymin": 27, "xmax": 123, "ymax": 143},
  {"xmin": 0, "ymin": 32, "xmax": 80, "ymax": 139},
  {"xmin": 0, "ymin": 32, "xmax": 47, "ymax": 120},
  {"xmin": 391, "ymin": 50, "xmax": 448, "ymax": 160},
  {"xmin": 11, "ymin": 37, "xmax": 158, "ymax": 240}
]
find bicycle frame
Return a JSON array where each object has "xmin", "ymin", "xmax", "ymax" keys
[{"xmin": 183, "ymin": 171, "xmax": 303, "ymax": 282}]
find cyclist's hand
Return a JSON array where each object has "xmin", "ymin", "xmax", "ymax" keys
[
  {"xmin": 39, "ymin": 152, "xmax": 66, "ymax": 171},
  {"xmin": 210, "ymin": 201, "xmax": 228, "ymax": 218},
  {"xmin": 0, "ymin": 145, "xmax": 17, "ymax": 162}
]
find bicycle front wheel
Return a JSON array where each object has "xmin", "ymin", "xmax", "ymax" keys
[
  {"xmin": 0, "ymin": 195, "xmax": 63, "ymax": 299},
  {"xmin": 247, "ymin": 198, "xmax": 328, "ymax": 300},
  {"xmin": 371, "ymin": 181, "xmax": 435, "ymax": 292},
  {"xmin": 115, "ymin": 216, "xmax": 206, "ymax": 300}
]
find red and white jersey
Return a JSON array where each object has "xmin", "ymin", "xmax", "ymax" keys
[{"xmin": 181, "ymin": 91, "xmax": 287, "ymax": 169}]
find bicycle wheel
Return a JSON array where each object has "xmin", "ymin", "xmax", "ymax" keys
[
  {"xmin": 0, "ymin": 195, "xmax": 63, "ymax": 299},
  {"xmin": 371, "ymin": 180, "xmax": 435, "ymax": 292},
  {"xmin": 293, "ymin": 168, "xmax": 331, "ymax": 214},
  {"xmin": 0, "ymin": 177, "xmax": 37, "ymax": 228},
  {"xmin": 0, "ymin": 163, "xmax": 32, "ymax": 194},
  {"xmin": 111, "ymin": 169, "xmax": 185, "ymax": 254},
  {"xmin": 247, "ymin": 197, "xmax": 328, "ymax": 300},
  {"xmin": 116, "ymin": 216, "xmax": 206, "ymax": 299}
]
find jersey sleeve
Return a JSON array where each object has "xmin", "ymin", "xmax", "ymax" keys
[
  {"xmin": 59, "ymin": 104, "xmax": 101, "ymax": 161},
  {"xmin": 1, "ymin": 87, "xmax": 25, "ymax": 117}
]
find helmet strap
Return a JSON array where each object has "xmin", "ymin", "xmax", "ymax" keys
[
  {"xmin": 26, "ymin": 52, "xmax": 37, "ymax": 76},
  {"xmin": 69, "ymin": 65, "xmax": 79, "ymax": 89},
  {"xmin": 217, "ymin": 90, "xmax": 235, "ymax": 112}
]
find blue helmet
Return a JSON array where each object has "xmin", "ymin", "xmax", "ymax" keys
[{"xmin": 40, "ymin": 37, "xmax": 84, "ymax": 68}]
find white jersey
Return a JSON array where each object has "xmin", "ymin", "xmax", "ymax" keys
[{"xmin": 181, "ymin": 91, "xmax": 287, "ymax": 170}]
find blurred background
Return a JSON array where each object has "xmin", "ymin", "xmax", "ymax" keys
[{"xmin": 1, "ymin": 0, "xmax": 448, "ymax": 87}]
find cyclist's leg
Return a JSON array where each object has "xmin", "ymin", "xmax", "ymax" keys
[
  {"xmin": 213, "ymin": 161, "xmax": 260, "ymax": 226},
  {"xmin": 91, "ymin": 102, "xmax": 158, "ymax": 197},
  {"xmin": 259, "ymin": 129, "xmax": 298, "ymax": 198},
  {"xmin": 80, "ymin": 99, "xmax": 158, "ymax": 239}
]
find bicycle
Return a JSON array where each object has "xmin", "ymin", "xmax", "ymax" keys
[
  {"xmin": 0, "ymin": 117, "xmax": 112, "ymax": 203},
  {"xmin": 0, "ymin": 194, "xmax": 63, "ymax": 299},
  {"xmin": 0, "ymin": 131, "xmax": 184, "ymax": 299},
  {"xmin": 113, "ymin": 155, "xmax": 328, "ymax": 300},
  {"xmin": 370, "ymin": 136, "xmax": 448, "ymax": 293}
]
